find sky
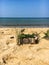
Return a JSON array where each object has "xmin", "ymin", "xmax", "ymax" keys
[{"xmin": 0, "ymin": 0, "xmax": 49, "ymax": 17}]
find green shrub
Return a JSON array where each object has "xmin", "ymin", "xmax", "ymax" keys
[
  {"xmin": 18, "ymin": 33, "xmax": 36, "ymax": 39},
  {"xmin": 17, "ymin": 32, "xmax": 40, "ymax": 45},
  {"xmin": 44, "ymin": 30, "xmax": 49, "ymax": 39}
]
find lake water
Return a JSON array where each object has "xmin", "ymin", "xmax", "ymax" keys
[{"xmin": 0, "ymin": 18, "xmax": 49, "ymax": 27}]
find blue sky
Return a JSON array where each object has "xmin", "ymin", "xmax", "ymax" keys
[{"xmin": 0, "ymin": 0, "xmax": 49, "ymax": 17}]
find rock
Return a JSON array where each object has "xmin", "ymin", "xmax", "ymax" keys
[
  {"xmin": 10, "ymin": 36, "xmax": 14, "ymax": 39},
  {"xmin": 23, "ymin": 38, "xmax": 29, "ymax": 44},
  {"xmin": 2, "ymin": 58, "xmax": 6, "ymax": 64}
]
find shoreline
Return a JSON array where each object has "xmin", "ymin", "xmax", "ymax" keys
[{"xmin": 0, "ymin": 24, "xmax": 49, "ymax": 28}]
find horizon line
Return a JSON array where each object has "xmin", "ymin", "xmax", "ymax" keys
[{"xmin": 0, "ymin": 17, "xmax": 49, "ymax": 19}]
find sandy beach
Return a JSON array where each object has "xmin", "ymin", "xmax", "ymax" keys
[{"xmin": 0, "ymin": 27, "xmax": 49, "ymax": 65}]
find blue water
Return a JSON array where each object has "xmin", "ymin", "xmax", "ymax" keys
[{"xmin": 0, "ymin": 18, "xmax": 49, "ymax": 27}]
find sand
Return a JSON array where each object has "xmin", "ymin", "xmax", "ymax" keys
[{"xmin": 0, "ymin": 27, "xmax": 49, "ymax": 65}]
